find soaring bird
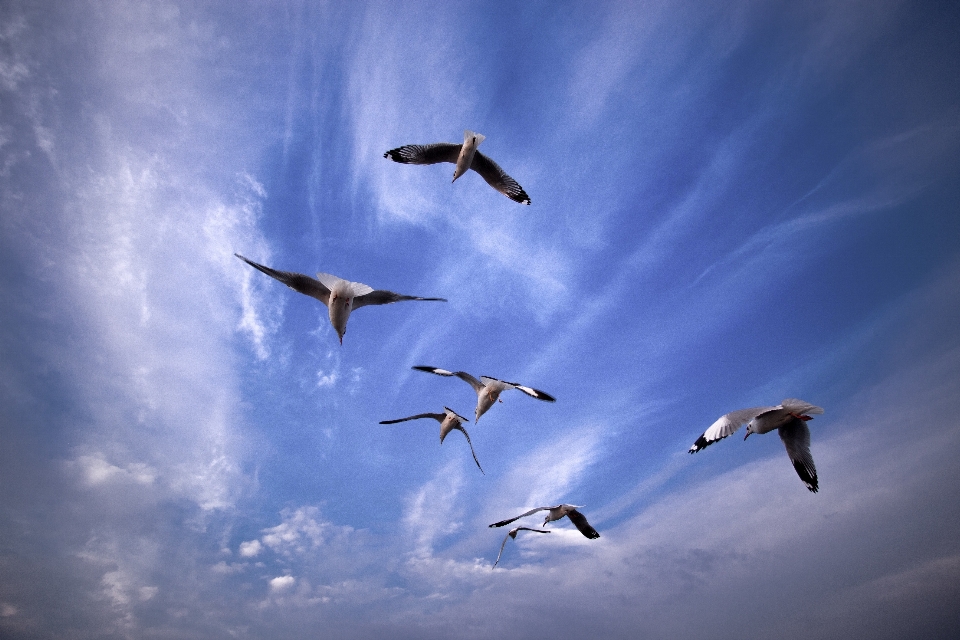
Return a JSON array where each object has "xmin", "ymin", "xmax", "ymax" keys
[
  {"xmin": 412, "ymin": 366, "xmax": 555, "ymax": 422},
  {"xmin": 688, "ymin": 398, "xmax": 825, "ymax": 492},
  {"xmin": 493, "ymin": 527, "xmax": 551, "ymax": 568},
  {"xmin": 235, "ymin": 254, "xmax": 446, "ymax": 344},
  {"xmin": 489, "ymin": 504, "xmax": 600, "ymax": 539},
  {"xmin": 379, "ymin": 407, "xmax": 484, "ymax": 474},
  {"xmin": 383, "ymin": 130, "xmax": 531, "ymax": 205}
]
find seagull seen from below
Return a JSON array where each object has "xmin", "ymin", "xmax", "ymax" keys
[
  {"xmin": 235, "ymin": 254, "xmax": 446, "ymax": 344},
  {"xmin": 412, "ymin": 366, "xmax": 555, "ymax": 423},
  {"xmin": 379, "ymin": 407, "xmax": 484, "ymax": 474},
  {"xmin": 688, "ymin": 398, "xmax": 825, "ymax": 492},
  {"xmin": 384, "ymin": 130, "xmax": 531, "ymax": 205},
  {"xmin": 493, "ymin": 527, "xmax": 551, "ymax": 568},
  {"xmin": 490, "ymin": 504, "xmax": 600, "ymax": 539}
]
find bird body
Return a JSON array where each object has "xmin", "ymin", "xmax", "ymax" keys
[
  {"xmin": 235, "ymin": 254, "xmax": 446, "ymax": 344},
  {"xmin": 688, "ymin": 399, "xmax": 824, "ymax": 492},
  {"xmin": 453, "ymin": 130, "xmax": 485, "ymax": 182},
  {"xmin": 490, "ymin": 504, "xmax": 600, "ymax": 539},
  {"xmin": 384, "ymin": 130, "xmax": 531, "ymax": 204},
  {"xmin": 412, "ymin": 366, "xmax": 555, "ymax": 422},
  {"xmin": 379, "ymin": 407, "xmax": 483, "ymax": 473}
]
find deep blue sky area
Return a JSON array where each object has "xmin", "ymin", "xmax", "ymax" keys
[{"xmin": 1, "ymin": 1, "xmax": 959, "ymax": 638}]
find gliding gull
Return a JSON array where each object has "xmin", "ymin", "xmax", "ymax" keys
[
  {"xmin": 493, "ymin": 527, "xmax": 551, "ymax": 568},
  {"xmin": 688, "ymin": 398, "xmax": 825, "ymax": 492},
  {"xmin": 379, "ymin": 407, "xmax": 484, "ymax": 474},
  {"xmin": 384, "ymin": 130, "xmax": 531, "ymax": 205},
  {"xmin": 235, "ymin": 254, "xmax": 446, "ymax": 344},
  {"xmin": 412, "ymin": 366, "xmax": 555, "ymax": 422},
  {"xmin": 489, "ymin": 504, "xmax": 600, "ymax": 539}
]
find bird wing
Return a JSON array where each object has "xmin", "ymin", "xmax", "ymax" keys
[
  {"xmin": 470, "ymin": 151, "xmax": 531, "ymax": 205},
  {"xmin": 383, "ymin": 143, "xmax": 461, "ymax": 165},
  {"xmin": 780, "ymin": 398, "xmax": 824, "ymax": 416},
  {"xmin": 493, "ymin": 531, "xmax": 513, "ymax": 568},
  {"xmin": 413, "ymin": 367, "xmax": 485, "ymax": 396},
  {"xmin": 352, "ymin": 289, "xmax": 447, "ymax": 309},
  {"xmin": 488, "ymin": 506, "xmax": 555, "ymax": 528},
  {"xmin": 779, "ymin": 417, "xmax": 819, "ymax": 492},
  {"xmin": 235, "ymin": 254, "xmax": 331, "ymax": 305},
  {"xmin": 493, "ymin": 527, "xmax": 551, "ymax": 567},
  {"xmin": 379, "ymin": 413, "xmax": 444, "ymax": 425},
  {"xmin": 565, "ymin": 509, "xmax": 600, "ymax": 539},
  {"xmin": 451, "ymin": 425, "xmax": 484, "ymax": 474},
  {"xmin": 688, "ymin": 405, "xmax": 774, "ymax": 453},
  {"xmin": 503, "ymin": 380, "xmax": 556, "ymax": 402}
]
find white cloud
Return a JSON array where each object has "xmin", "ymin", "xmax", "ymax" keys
[
  {"xmin": 239, "ymin": 539, "xmax": 262, "ymax": 558},
  {"xmin": 67, "ymin": 454, "xmax": 157, "ymax": 487},
  {"xmin": 261, "ymin": 507, "xmax": 332, "ymax": 557},
  {"xmin": 269, "ymin": 575, "xmax": 296, "ymax": 593},
  {"xmin": 403, "ymin": 460, "xmax": 466, "ymax": 558},
  {"xmin": 490, "ymin": 426, "xmax": 603, "ymax": 518}
]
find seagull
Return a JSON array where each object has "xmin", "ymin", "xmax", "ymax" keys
[
  {"xmin": 235, "ymin": 254, "xmax": 446, "ymax": 344},
  {"xmin": 489, "ymin": 504, "xmax": 600, "ymax": 539},
  {"xmin": 412, "ymin": 366, "xmax": 555, "ymax": 422},
  {"xmin": 688, "ymin": 398, "xmax": 825, "ymax": 492},
  {"xmin": 379, "ymin": 407, "xmax": 484, "ymax": 474},
  {"xmin": 493, "ymin": 527, "xmax": 551, "ymax": 568},
  {"xmin": 383, "ymin": 130, "xmax": 531, "ymax": 205}
]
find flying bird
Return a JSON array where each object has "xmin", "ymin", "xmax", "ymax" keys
[
  {"xmin": 235, "ymin": 254, "xmax": 446, "ymax": 344},
  {"xmin": 379, "ymin": 407, "xmax": 484, "ymax": 474},
  {"xmin": 493, "ymin": 527, "xmax": 551, "ymax": 568},
  {"xmin": 383, "ymin": 130, "xmax": 531, "ymax": 205},
  {"xmin": 489, "ymin": 504, "xmax": 600, "ymax": 539},
  {"xmin": 412, "ymin": 366, "xmax": 555, "ymax": 422},
  {"xmin": 688, "ymin": 398, "xmax": 825, "ymax": 492}
]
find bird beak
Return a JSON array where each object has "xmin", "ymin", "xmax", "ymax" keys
[{"xmin": 744, "ymin": 432, "xmax": 751, "ymax": 440}]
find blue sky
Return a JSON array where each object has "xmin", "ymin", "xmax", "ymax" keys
[{"xmin": 1, "ymin": 0, "xmax": 959, "ymax": 637}]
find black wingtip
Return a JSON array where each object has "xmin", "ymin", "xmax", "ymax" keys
[
  {"xmin": 792, "ymin": 460, "xmax": 819, "ymax": 493},
  {"xmin": 688, "ymin": 435, "xmax": 709, "ymax": 453}
]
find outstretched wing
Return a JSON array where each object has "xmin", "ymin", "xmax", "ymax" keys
[
  {"xmin": 488, "ymin": 506, "xmax": 554, "ymax": 528},
  {"xmin": 780, "ymin": 398, "xmax": 824, "ymax": 416},
  {"xmin": 235, "ymin": 254, "xmax": 331, "ymax": 305},
  {"xmin": 688, "ymin": 406, "xmax": 773, "ymax": 453},
  {"xmin": 383, "ymin": 143, "xmax": 461, "ymax": 165},
  {"xmin": 414, "ymin": 367, "xmax": 485, "ymax": 395},
  {"xmin": 379, "ymin": 413, "xmax": 444, "ymax": 425},
  {"xmin": 565, "ymin": 508, "xmax": 600, "ymax": 539},
  {"xmin": 353, "ymin": 290, "xmax": 447, "ymax": 309},
  {"xmin": 779, "ymin": 417, "xmax": 819, "ymax": 493},
  {"xmin": 470, "ymin": 151, "xmax": 531, "ymax": 205},
  {"xmin": 503, "ymin": 380, "xmax": 556, "ymax": 402},
  {"xmin": 451, "ymin": 425, "xmax": 484, "ymax": 475},
  {"xmin": 493, "ymin": 527, "xmax": 551, "ymax": 567}
]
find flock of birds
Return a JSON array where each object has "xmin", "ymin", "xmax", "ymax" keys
[{"xmin": 236, "ymin": 130, "xmax": 826, "ymax": 567}]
